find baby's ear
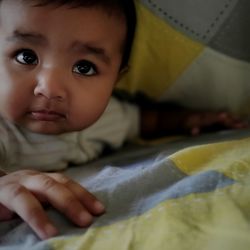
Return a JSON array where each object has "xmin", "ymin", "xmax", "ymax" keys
[
  {"xmin": 116, "ymin": 65, "xmax": 129, "ymax": 83},
  {"xmin": 120, "ymin": 65, "xmax": 129, "ymax": 74}
]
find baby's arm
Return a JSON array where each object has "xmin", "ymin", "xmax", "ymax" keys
[
  {"xmin": 140, "ymin": 104, "xmax": 249, "ymax": 138},
  {"xmin": 0, "ymin": 170, "xmax": 105, "ymax": 240},
  {"xmin": 179, "ymin": 111, "xmax": 249, "ymax": 135}
]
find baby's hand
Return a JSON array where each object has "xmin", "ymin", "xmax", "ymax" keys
[
  {"xmin": 184, "ymin": 111, "xmax": 249, "ymax": 135},
  {"xmin": 0, "ymin": 170, "xmax": 105, "ymax": 239}
]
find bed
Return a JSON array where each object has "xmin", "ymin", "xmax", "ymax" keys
[
  {"xmin": 1, "ymin": 0, "xmax": 250, "ymax": 249},
  {"xmin": 1, "ymin": 129, "xmax": 250, "ymax": 250}
]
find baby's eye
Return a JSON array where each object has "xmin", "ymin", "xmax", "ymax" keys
[
  {"xmin": 73, "ymin": 60, "xmax": 97, "ymax": 76},
  {"xmin": 15, "ymin": 49, "xmax": 38, "ymax": 65}
]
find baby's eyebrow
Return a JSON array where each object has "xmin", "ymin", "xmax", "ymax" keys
[
  {"xmin": 71, "ymin": 41, "xmax": 111, "ymax": 65},
  {"xmin": 7, "ymin": 29, "xmax": 47, "ymax": 45}
]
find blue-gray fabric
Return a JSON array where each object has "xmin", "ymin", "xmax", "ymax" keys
[{"xmin": 141, "ymin": 0, "xmax": 250, "ymax": 62}]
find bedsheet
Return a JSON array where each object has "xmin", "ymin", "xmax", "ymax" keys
[{"xmin": 1, "ymin": 129, "xmax": 250, "ymax": 250}]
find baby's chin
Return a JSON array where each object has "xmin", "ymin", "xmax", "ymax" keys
[
  {"xmin": 23, "ymin": 121, "xmax": 94, "ymax": 135},
  {"xmin": 11, "ymin": 114, "xmax": 93, "ymax": 135},
  {"xmin": 17, "ymin": 120, "xmax": 73, "ymax": 135}
]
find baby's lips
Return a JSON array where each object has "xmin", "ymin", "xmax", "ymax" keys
[{"xmin": 30, "ymin": 110, "xmax": 66, "ymax": 121}]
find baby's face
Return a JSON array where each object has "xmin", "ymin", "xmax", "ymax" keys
[{"xmin": 0, "ymin": 1, "xmax": 126, "ymax": 134}]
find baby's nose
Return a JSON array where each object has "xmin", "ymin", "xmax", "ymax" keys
[{"xmin": 34, "ymin": 67, "xmax": 67, "ymax": 100}]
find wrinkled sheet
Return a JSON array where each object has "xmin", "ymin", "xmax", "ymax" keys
[{"xmin": 1, "ymin": 129, "xmax": 250, "ymax": 250}]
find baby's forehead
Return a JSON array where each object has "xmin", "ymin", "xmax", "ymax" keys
[
  {"xmin": 0, "ymin": 0, "xmax": 127, "ymax": 27},
  {"xmin": 8, "ymin": 0, "xmax": 126, "ymax": 13},
  {"xmin": 2, "ymin": 2, "xmax": 126, "ymax": 57}
]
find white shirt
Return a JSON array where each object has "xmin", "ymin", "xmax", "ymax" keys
[{"xmin": 0, "ymin": 97, "xmax": 139, "ymax": 172}]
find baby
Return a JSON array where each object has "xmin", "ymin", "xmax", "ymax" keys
[
  {"xmin": 0, "ymin": 0, "xmax": 247, "ymax": 241},
  {"xmin": 0, "ymin": 0, "xmax": 136, "ymax": 240}
]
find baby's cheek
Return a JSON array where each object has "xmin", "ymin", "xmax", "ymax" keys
[
  {"xmin": 2, "ymin": 95, "xmax": 27, "ymax": 122},
  {"xmin": 70, "ymin": 103, "xmax": 106, "ymax": 130},
  {"xmin": 0, "ymin": 94, "xmax": 10, "ymax": 118}
]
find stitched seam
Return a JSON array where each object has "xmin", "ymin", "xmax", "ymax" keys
[{"xmin": 146, "ymin": 0, "xmax": 233, "ymax": 40}]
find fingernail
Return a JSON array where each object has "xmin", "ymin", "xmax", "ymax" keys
[
  {"xmin": 79, "ymin": 212, "xmax": 93, "ymax": 226},
  {"xmin": 43, "ymin": 224, "xmax": 58, "ymax": 239},
  {"xmin": 94, "ymin": 201, "xmax": 105, "ymax": 214}
]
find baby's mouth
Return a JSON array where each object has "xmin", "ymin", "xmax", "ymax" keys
[{"xmin": 29, "ymin": 110, "xmax": 66, "ymax": 121}]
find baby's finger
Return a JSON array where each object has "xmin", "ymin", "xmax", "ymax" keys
[
  {"xmin": 48, "ymin": 173, "xmax": 105, "ymax": 215},
  {"xmin": 218, "ymin": 112, "xmax": 249, "ymax": 128},
  {"xmin": 190, "ymin": 126, "xmax": 200, "ymax": 136},
  {"xmin": 0, "ymin": 203, "xmax": 14, "ymax": 221},
  {"xmin": 202, "ymin": 112, "xmax": 224, "ymax": 126},
  {"xmin": 23, "ymin": 174, "xmax": 94, "ymax": 227},
  {"xmin": 0, "ymin": 183, "xmax": 58, "ymax": 239},
  {"xmin": 230, "ymin": 121, "xmax": 249, "ymax": 129},
  {"xmin": 218, "ymin": 112, "xmax": 237, "ymax": 125}
]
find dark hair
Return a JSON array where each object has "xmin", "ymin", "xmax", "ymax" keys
[{"xmin": 2, "ymin": 0, "xmax": 136, "ymax": 69}]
